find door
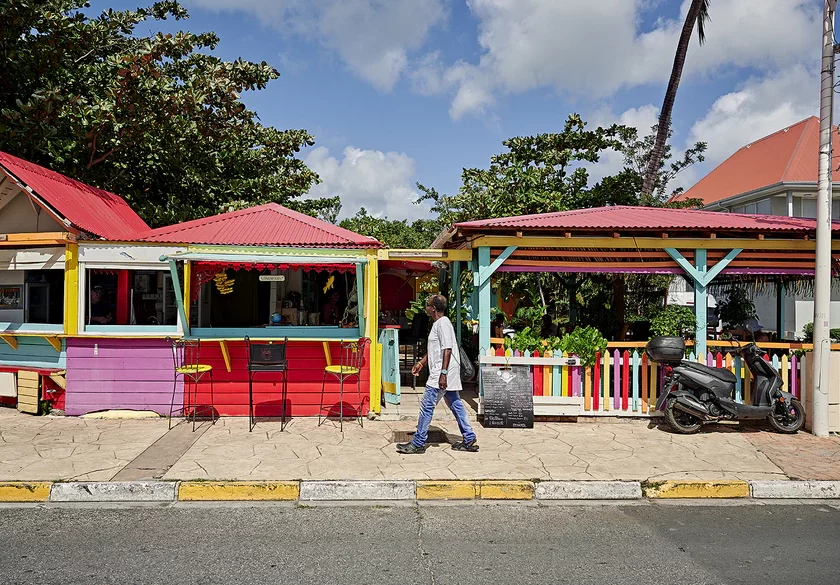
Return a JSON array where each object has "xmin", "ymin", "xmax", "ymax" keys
[
  {"xmin": 25, "ymin": 283, "xmax": 49, "ymax": 323},
  {"xmin": 379, "ymin": 328, "xmax": 401, "ymax": 404}
]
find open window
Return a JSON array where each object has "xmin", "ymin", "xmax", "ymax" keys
[
  {"xmin": 82, "ymin": 268, "xmax": 179, "ymax": 334},
  {"xmin": 0, "ymin": 269, "xmax": 64, "ymax": 333}
]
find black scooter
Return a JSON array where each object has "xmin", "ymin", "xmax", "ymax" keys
[{"xmin": 646, "ymin": 335, "xmax": 805, "ymax": 434}]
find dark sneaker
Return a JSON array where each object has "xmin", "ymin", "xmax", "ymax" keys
[
  {"xmin": 451, "ymin": 440, "xmax": 479, "ymax": 452},
  {"xmin": 396, "ymin": 442, "xmax": 426, "ymax": 454}
]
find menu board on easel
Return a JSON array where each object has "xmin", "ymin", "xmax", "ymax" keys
[{"xmin": 480, "ymin": 365, "xmax": 534, "ymax": 428}]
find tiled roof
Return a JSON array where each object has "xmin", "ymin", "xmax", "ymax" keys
[
  {"xmin": 136, "ymin": 203, "xmax": 383, "ymax": 248},
  {"xmin": 0, "ymin": 151, "xmax": 150, "ymax": 240},
  {"xmin": 673, "ymin": 117, "xmax": 840, "ymax": 205},
  {"xmin": 454, "ymin": 205, "xmax": 838, "ymax": 233}
]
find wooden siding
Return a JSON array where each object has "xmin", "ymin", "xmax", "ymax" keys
[
  {"xmin": 0, "ymin": 336, "xmax": 65, "ymax": 370},
  {"xmin": 65, "ymin": 338, "xmax": 181, "ymax": 416},
  {"xmin": 64, "ymin": 338, "xmax": 370, "ymax": 418}
]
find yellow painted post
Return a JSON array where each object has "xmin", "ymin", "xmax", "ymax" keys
[
  {"xmin": 650, "ymin": 362, "xmax": 658, "ymax": 409},
  {"xmin": 543, "ymin": 350, "xmax": 552, "ymax": 396},
  {"xmin": 781, "ymin": 354, "xmax": 789, "ymax": 390},
  {"xmin": 744, "ymin": 366, "xmax": 751, "ymax": 404},
  {"xmin": 602, "ymin": 353, "xmax": 610, "ymax": 411},
  {"xmin": 364, "ymin": 250, "xmax": 381, "ymax": 414},
  {"xmin": 184, "ymin": 261, "xmax": 191, "ymax": 325},
  {"xmin": 584, "ymin": 366, "xmax": 592, "ymax": 411},
  {"xmin": 561, "ymin": 351, "xmax": 569, "ymax": 397},
  {"xmin": 64, "ymin": 243, "xmax": 79, "ymax": 335}
]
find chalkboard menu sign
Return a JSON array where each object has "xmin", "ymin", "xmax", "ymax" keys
[{"xmin": 481, "ymin": 365, "xmax": 534, "ymax": 428}]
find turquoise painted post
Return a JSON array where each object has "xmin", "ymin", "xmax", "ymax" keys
[
  {"xmin": 694, "ymin": 249, "xmax": 708, "ymax": 358},
  {"xmin": 168, "ymin": 260, "xmax": 190, "ymax": 336},
  {"xmin": 734, "ymin": 355, "xmax": 743, "ymax": 403},
  {"xmin": 775, "ymin": 282, "xmax": 786, "ymax": 339},
  {"xmin": 632, "ymin": 350, "xmax": 640, "ymax": 411},
  {"xmin": 476, "ymin": 247, "xmax": 492, "ymax": 356},
  {"xmin": 453, "ymin": 261, "xmax": 462, "ymax": 346}
]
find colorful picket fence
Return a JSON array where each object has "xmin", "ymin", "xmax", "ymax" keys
[{"xmin": 485, "ymin": 342, "xmax": 808, "ymax": 416}]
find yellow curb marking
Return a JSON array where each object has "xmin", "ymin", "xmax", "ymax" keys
[
  {"xmin": 479, "ymin": 481, "xmax": 535, "ymax": 500},
  {"xmin": 417, "ymin": 481, "xmax": 478, "ymax": 500},
  {"xmin": 0, "ymin": 482, "xmax": 52, "ymax": 502},
  {"xmin": 178, "ymin": 482, "xmax": 300, "ymax": 501},
  {"xmin": 644, "ymin": 480, "xmax": 750, "ymax": 499}
]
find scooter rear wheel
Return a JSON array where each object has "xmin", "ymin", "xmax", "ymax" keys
[
  {"xmin": 664, "ymin": 399, "xmax": 702, "ymax": 434},
  {"xmin": 767, "ymin": 399, "xmax": 805, "ymax": 434}
]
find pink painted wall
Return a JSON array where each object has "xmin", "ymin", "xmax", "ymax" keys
[{"xmin": 65, "ymin": 338, "xmax": 181, "ymax": 416}]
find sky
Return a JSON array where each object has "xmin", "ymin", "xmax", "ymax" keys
[{"xmin": 88, "ymin": 0, "xmax": 828, "ymax": 221}]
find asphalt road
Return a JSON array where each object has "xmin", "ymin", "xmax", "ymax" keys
[{"xmin": 1, "ymin": 502, "xmax": 838, "ymax": 585}]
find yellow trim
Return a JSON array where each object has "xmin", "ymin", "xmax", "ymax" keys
[
  {"xmin": 184, "ymin": 260, "xmax": 191, "ymax": 325},
  {"xmin": 0, "ymin": 232, "xmax": 75, "ymax": 246},
  {"xmin": 365, "ymin": 249, "xmax": 381, "ymax": 414},
  {"xmin": 48, "ymin": 371, "xmax": 67, "ymax": 390},
  {"xmin": 377, "ymin": 248, "xmax": 473, "ymax": 261},
  {"xmin": 643, "ymin": 480, "xmax": 749, "ymax": 499},
  {"xmin": 0, "ymin": 482, "xmax": 52, "ymax": 502},
  {"xmin": 219, "ymin": 340, "xmax": 232, "ymax": 373},
  {"xmin": 64, "ymin": 243, "xmax": 79, "ymax": 335},
  {"xmin": 179, "ymin": 481, "xmax": 299, "ymax": 501},
  {"xmin": 43, "ymin": 336, "xmax": 61, "ymax": 352},
  {"xmin": 322, "ymin": 342, "xmax": 333, "ymax": 367},
  {"xmin": 0, "ymin": 335, "xmax": 17, "ymax": 350},
  {"xmin": 470, "ymin": 236, "xmax": 822, "ymax": 251}
]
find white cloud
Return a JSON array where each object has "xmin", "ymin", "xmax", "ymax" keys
[
  {"xmin": 186, "ymin": 0, "xmax": 447, "ymax": 91},
  {"xmin": 688, "ymin": 65, "xmax": 818, "ymax": 167},
  {"xmin": 423, "ymin": 0, "xmax": 821, "ymax": 119},
  {"xmin": 304, "ymin": 146, "xmax": 430, "ymax": 220},
  {"xmin": 586, "ymin": 105, "xmax": 659, "ymax": 183}
]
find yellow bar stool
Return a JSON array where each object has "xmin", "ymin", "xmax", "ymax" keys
[
  {"xmin": 167, "ymin": 337, "xmax": 217, "ymax": 432},
  {"xmin": 319, "ymin": 338, "xmax": 370, "ymax": 432}
]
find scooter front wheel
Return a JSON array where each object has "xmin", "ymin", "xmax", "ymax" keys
[
  {"xmin": 767, "ymin": 399, "xmax": 805, "ymax": 434},
  {"xmin": 664, "ymin": 399, "xmax": 702, "ymax": 434}
]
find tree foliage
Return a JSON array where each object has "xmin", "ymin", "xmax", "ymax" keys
[
  {"xmin": 0, "ymin": 1, "xmax": 326, "ymax": 227},
  {"xmin": 339, "ymin": 207, "xmax": 441, "ymax": 249}
]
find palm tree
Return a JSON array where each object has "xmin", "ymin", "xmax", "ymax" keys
[{"xmin": 640, "ymin": 0, "xmax": 711, "ymax": 204}]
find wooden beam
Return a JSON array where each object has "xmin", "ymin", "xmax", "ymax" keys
[
  {"xmin": 495, "ymin": 250, "xmax": 673, "ymax": 259},
  {"xmin": 476, "ymin": 246, "xmax": 517, "ymax": 286},
  {"xmin": 48, "ymin": 371, "xmax": 67, "ymax": 390},
  {"xmin": 43, "ymin": 336, "xmax": 61, "ymax": 352},
  {"xmin": 377, "ymin": 249, "xmax": 473, "ymax": 261},
  {"xmin": 502, "ymin": 260, "xmax": 679, "ymax": 269},
  {"xmin": 0, "ymin": 335, "xmax": 17, "ymax": 350},
  {"xmin": 471, "ymin": 235, "xmax": 822, "ymax": 250}
]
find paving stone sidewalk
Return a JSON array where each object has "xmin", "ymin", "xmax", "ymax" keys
[{"xmin": 1, "ymin": 407, "xmax": 838, "ymax": 483}]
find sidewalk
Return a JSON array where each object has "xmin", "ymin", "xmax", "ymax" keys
[{"xmin": 1, "ymin": 406, "xmax": 838, "ymax": 484}]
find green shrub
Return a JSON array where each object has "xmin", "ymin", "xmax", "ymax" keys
[
  {"xmin": 802, "ymin": 322, "xmax": 840, "ymax": 342},
  {"xmin": 650, "ymin": 305, "xmax": 696, "ymax": 337},
  {"xmin": 557, "ymin": 326, "xmax": 608, "ymax": 367}
]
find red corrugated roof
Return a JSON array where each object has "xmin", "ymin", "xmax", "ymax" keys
[
  {"xmin": 673, "ymin": 117, "xmax": 840, "ymax": 205},
  {"xmin": 0, "ymin": 151, "xmax": 150, "ymax": 240},
  {"xmin": 136, "ymin": 203, "xmax": 383, "ymax": 248},
  {"xmin": 454, "ymin": 205, "xmax": 839, "ymax": 233}
]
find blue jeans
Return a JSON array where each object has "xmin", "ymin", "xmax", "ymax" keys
[{"xmin": 411, "ymin": 385, "xmax": 477, "ymax": 447}]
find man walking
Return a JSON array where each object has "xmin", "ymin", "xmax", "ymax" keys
[{"xmin": 396, "ymin": 294, "xmax": 479, "ymax": 454}]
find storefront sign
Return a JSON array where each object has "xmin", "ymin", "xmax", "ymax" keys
[
  {"xmin": 259, "ymin": 275, "xmax": 286, "ymax": 282},
  {"xmin": 480, "ymin": 365, "xmax": 534, "ymax": 428}
]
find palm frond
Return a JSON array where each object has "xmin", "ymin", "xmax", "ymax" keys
[{"xmin": 696, "ymin": 0, "xmax": 711, "ymax": 45}]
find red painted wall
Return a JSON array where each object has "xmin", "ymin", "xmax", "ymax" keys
[{"xmin": 185, "ymin": 340, "xmax": 371, "ymax": 418}]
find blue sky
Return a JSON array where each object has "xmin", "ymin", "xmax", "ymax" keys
[{"xmin": 89, "ymin": 0, "xmax": 826, "ymax": 220}]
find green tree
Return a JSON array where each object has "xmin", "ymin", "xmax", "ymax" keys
[
  {"xmin": 0, "ymin": 1, "xmax": 324, "ymax": 227},
  {"xmin": 339, "ymin": 207, "xmax": 442, "ymax": 249},
  {"xmin": 641, "ymin": 0, "xmax": 711, "ymax": 203}
]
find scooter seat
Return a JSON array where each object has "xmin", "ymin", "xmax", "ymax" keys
[{"xmin": 681, "ymin": 360, "xmax": 737, "ymax": 383}]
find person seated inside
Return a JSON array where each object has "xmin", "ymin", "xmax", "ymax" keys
[
  {"xmin": 322, "ymin": 290, "xmax": 342, "ymax": 325},
  {"xmin": 492, "ymin": 314, "xmax": 506, "ymax": 338},
  {"xmin": 89, "ymin": 285, "xmax": 114, "ymax": 324}
]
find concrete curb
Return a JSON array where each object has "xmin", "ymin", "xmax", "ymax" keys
[
  {"xmin": 49, "ymin": 481, "xmax": 177, "ymax": 502},
  {"xmin": 535, "ymin": 481, "xmax": 642, "ymax": 500},
  {"xmin": 642, "ymin": 480, "xmax": 750, "ymax": 499},
  {"xmin": 750, "ymin": 480, "xmax": 840, "ymax": 499},
  {"xmin": 299, "ymin": 481, "xmax": 416, "ymax": 501},
  {"xmin": 0, "ymin": 479, "xmax": 838, "ymax": 503}
]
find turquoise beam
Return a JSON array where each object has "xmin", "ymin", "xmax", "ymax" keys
[
  {"xmin": 453, "ymin": 261, "xmax": 462, "ymax": 346},
  {"xmin": 694, "ymin": 249, "xmax": 707, "ymax": 357},
  {"xmin": 168, "ymin": 260, "xmax": 190, "ymax": 337},
  {"xmin": 477, "ymin": 246, "xmax": 517, "ymax": 286},
  {"xmin": 355, "ymin": 263, "xmax": 365, "ymax": 335},
  {"xmin": 664, "ymin": 248, "xmax": 742, "ymax": 287}
]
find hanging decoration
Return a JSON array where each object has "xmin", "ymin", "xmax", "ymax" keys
[
  {"xmin": 213, "ymin": 272, "xmax": 235, "ymax": 294},
  {"xmin": 323, "ymin": 275, "xmax": 335, "ymax": 294}
]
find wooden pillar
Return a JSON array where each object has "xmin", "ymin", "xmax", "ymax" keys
[
  {"xmin": 63, "ymin": 243, "xmax": 79, "ymax": 335},
  {"xmin": 364, "ymin": 251, "xmax": 381, "ymax": 414},
  {"xmin": 477, "ymin": 247, "xmax": 492, "ymax": 356},
  {"xmin": 453, "ymin": 261, "xmax": 462, "ymax": 346},
  {"xmin": 775, "ymin": 282, "xmax": 786, "ymax": 340},
  {"xmin": 116, "ymin": 270, "xmax": 130, "ymax": 325}
]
